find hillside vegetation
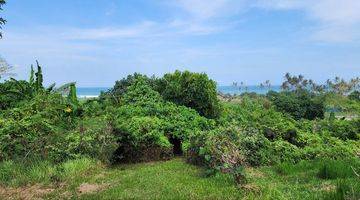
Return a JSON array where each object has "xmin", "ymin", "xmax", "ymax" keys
[{"xmin": 0, "ymin": 64, "xmax": 359, "ymax": 199}]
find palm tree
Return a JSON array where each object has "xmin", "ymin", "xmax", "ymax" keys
[
  {"xmin": 0, "ymin": 56, "xmax": 14, "ymax": 79},
  {"xmin": 0, "ymin": 0, "xmax": 6, "ymax": 38}
]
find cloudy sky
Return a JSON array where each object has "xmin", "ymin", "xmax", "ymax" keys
[{"xmin": 0, "ymin": 0, "xmax": 360, "ymax": 86}]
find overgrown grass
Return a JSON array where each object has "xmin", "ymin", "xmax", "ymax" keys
[
  {"xmin": 78, "ymin": 158, "xmax": 243, "ymax": 200},
  {"xmin": 317, "ymin": 159, "xmax": 360, "ymax": 180},
  {"xmin": 323, "ymin": 179, "xmax": 360, "ymax": 200},
  {"xmin": 1, "ymin": 158, "xmax": 360, "ymax": 199},
  {"xmin": 0, "ymin": 157, "xmax": 102, "ymax": 187},
  {"xmin": 0, "ymin": 159, "xmax": 54, "ymax": 186}
]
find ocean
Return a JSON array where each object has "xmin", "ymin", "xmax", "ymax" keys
[{"xmin": 77, "ymin": 86, "xmax": 281, "ymax": 98}]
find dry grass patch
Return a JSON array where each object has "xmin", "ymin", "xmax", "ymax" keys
[
  {"xmin": 77, "ymin": 183, "xmax": 109, "ymax": 195},
  {"xmin": 0, "ymin": 184, "xmax": 54, "ymax": 200}
]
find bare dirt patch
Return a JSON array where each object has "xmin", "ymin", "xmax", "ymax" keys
[
  {"xmin": 240, "ymin": 183, "xmax": 261, "ymax": 194},
  {"xmin": 246, "ymin": 168, "xmax": 265, "ymax": 178},
  {"xmin": 318, "ymin": 183, "xmax": 336, "ymax": 192},
  {"xmin": 77, "ymin": 183, "xmax": 109, "ymax": 195},
  {"xmin": 0, "ymin": 184, "xmax": 54, "ymax": 200}
]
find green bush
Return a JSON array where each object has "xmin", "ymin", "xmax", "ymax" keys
[
  {"xmin": 100, "ymin": 73, "xmax": 157, "ymax": 104},
  {"xmin": 189, "ymin": 99, "xmax": 359, "ymax": 170},
  {"xmin": 0, "ymin": 79, "xmax": 35, "ymax": 110},
  {"xmin": 298, "ymin": 128, "xmax": 359, "ymax": 160},
  {"xmin": 348, "ymin": 90, "xmax": 360, "ymax": 101},
  {"xmin": 0, "ymin": 93, "xmax": 71, "ymax": 161},
  {"xmin": 65, "ymin": 116, "xmax": 117, "ymax": 163},
  {"xmin": 267, "ymin": 90, "xmax": 325, "ymax": 120},
  {"xmin": 116, "ymin": 116, "xmax": 171, "ymax": 149},
  {"xmin": 321, "ymin": 119, "xmax": 360, "ymax": 140},
  {"xmin": 157, "ymin": 70, "xmax": 221, "ymax": 119},
  {"xmin": 0, "ymin": 92, "xmax": 117, "ymax": 163},
  {"xmin": 112, "ymin": 77, "xmax": 213, "ymax": 163},
  {"xmin": 121, "ymin": 76, "xmax": 162, "ymax": 106},
  {"xmin": 219, "ymin": 99, "xmax": 297, "ymax": 140},
  {"xmin": 188, "ymin": 126, "xmax": 273, "ymax": 168}
]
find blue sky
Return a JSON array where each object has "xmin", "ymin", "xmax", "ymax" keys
[{"xmin": 0, "ymin": 0, "xmax": 360, "ymax": 87}]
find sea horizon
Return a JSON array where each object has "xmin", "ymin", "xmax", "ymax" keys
[{"xmin": 77, "ymin": 85, "xmax": 282, "ymax": 98}]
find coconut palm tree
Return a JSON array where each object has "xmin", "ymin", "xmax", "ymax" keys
[
  {"xmin": 0, "ymin": 0, "xmax": 6, "ymax": 38},
  {"xmin": 0, "ymin": 56, "xmax": 13, "ymax": 79}
]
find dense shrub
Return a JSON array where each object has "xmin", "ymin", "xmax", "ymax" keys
[
  {"xmin": 157, "ymin": 70, "xmax": 221, "ymax": 119},
  {"xmin": 320, "ymin": 119, "xmax": 360, "ymax": 140},
  {"xmin": 101, "ymin": 71, "xmax": 222, "ymax": 119},
  {"xmin": 325, "ymin": 92, "xmax": 360, "ymax": 115},
  {"xmin": 267, "ymin": 90, "xmax": 325, "ymax": 120},
  {"xmin": 348, "ymin": 90, "xmax": 360, "ymax": 101},
  {"xmin": 100, "ymin": 73, "xmax": 157, "ymax": 104},
  {"xmin": 188, "ymin": 126, "xmax": 272, "ymax": 168},
  {"xmin": 0, "ymin": 79, "xmax": 35, "ymax": 110},
  {"xmin": 113, "ymin": 116, "xmax": 173, "ymax": 162},
  {"xmin": 219, "ymin": 98, "xmax": 297, "ymax": 140},
  {"xmin": 0, "ymin": 92, "xmax": 117, "ymax": 163},
  {"xmin": 189, "ymin": 97, "xmax": 359, "ymax": 171},
  {"xmin": 0, "ymin": 93, "xmax": 72, "ymax": 161},
  {"xmin": 65, "ymin": 116, "xmax": 117, "ymax": 163},
  {"xmin": 111, "ymin": 77, "xmax": 214, "ymax": 162},
  {"xmin": 121, "ymin": 76, "xmax": 162, "ymax": 106}
]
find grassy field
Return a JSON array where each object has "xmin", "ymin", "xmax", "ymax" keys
[{"xmin": 0, "ymin": 158, "xmax": 359, "ymax": 200}]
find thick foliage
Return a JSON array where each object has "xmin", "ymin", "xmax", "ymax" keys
[
  {"xmin": 103, "ymin": 71, "xmax": 222, "ymax": 119},
  {"xmin": 0, "ymin": 93, "xmax": 72, "ymax": 162},
  {"xmin": 188, "ymin": 126, "xmax": 272, "ymax": 168},
  {"xmin": 65, "ymin": 116, "xmax": 117, "ymax": 163},
  {"xmin": 267, "ymin": 90, "xmax": 325, "ymax": 120},
  {"xmin": 188, "ymin": 98, "xmax": 359, "ymax": 174},
  {"xmin": 100, "ymin": 73, "xmax": 157, "ymax": 104},
  {"xmin": 319, "ymin": 119, "xmax": 360, "ymax": 140},
  {"xmin": 0, "ymin": 79, "xmax": 35, "ymax": 110},
  {"xmin": 121, "ymin": 76, "xmax": 162, "ymax": 106},
  {"xmin": 0, "ymin": 87, "xmax": 117, "ymax": 163},
  {"xmin": 349, "ymin": 90, "xmax": 360, "ymax": 101},
  {"xmin": 112, "ymin": 77, "xmax": 214, "ymax": 162},
  {"xmin": 157, "ymin": 70, "xmax": 221, "ymax": 119}
]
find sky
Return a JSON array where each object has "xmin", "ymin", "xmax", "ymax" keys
[{"xmin": 0, "ymin": 0, "xmax": 360, "ymax": 87}]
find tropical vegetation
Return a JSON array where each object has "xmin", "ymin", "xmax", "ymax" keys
[
  {"xmin": 0, "ymin": 1, "xmax": 359, "ymax": 198},
  {"xmin": 0, "ymin": 62, "xmax": 359, "ymax": 199}
]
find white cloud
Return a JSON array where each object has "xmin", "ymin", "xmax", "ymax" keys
[
  {"xmin": 257, "ymin": 0, "xmax": 360, "ymax": 25},
  {"xmin": 175, "ymin": 0, "xmax": 246, "ymax": 20},
  {"xmin": 168, "ymin": 19, "xmax": 226, "ymax": 35},
  {"xmin": 256, "ymin": 0, "xmax": 360, "ymax": 42},
  {"xmin": 157, "ymin": 0, "xmax": 247, "ymax": 39},
  {"xmin": 173, "ymin": 0, "xmax": 360, "ymax": 42},
  {"xmin": 64, "ymin": 21, "xmax": 156, "ymax": 40}
]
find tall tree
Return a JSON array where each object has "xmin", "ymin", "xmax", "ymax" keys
[
  {"xmin": 68, "ymin": 83, "xmax": 78, "ymax": 105},
  {"xmin": 29, "ymin": 65, "xmax": 35, "ymax": 85},
  {"xmin": 0, "ymin": 56, "xmax": 13, "ymax": 79},
  {"xmin": 0, "ymin": 0, "xmax": 6, "ymax": 38},
  {"xmin": 35, "ymin": 60, "xmax": 43, "ymax": 90}
]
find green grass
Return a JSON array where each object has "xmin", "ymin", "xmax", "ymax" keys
[
  {"xmin": 323, "ymin": 179, "xmax": 360, "ymax": 200},
  {"xmin": 317, "ymin": 159, "xmax": 360, "ymax": 180},
  {"xmin": 1, "ymin": 158, "xmax": 359, "ymax": 200},
  {"xmin": 0, "ymin": 157, "xmax": 103, "ymax": 187},
  {"xmin": 76, "ymin": 158, "xmax": 243, "ymax": 200}
]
